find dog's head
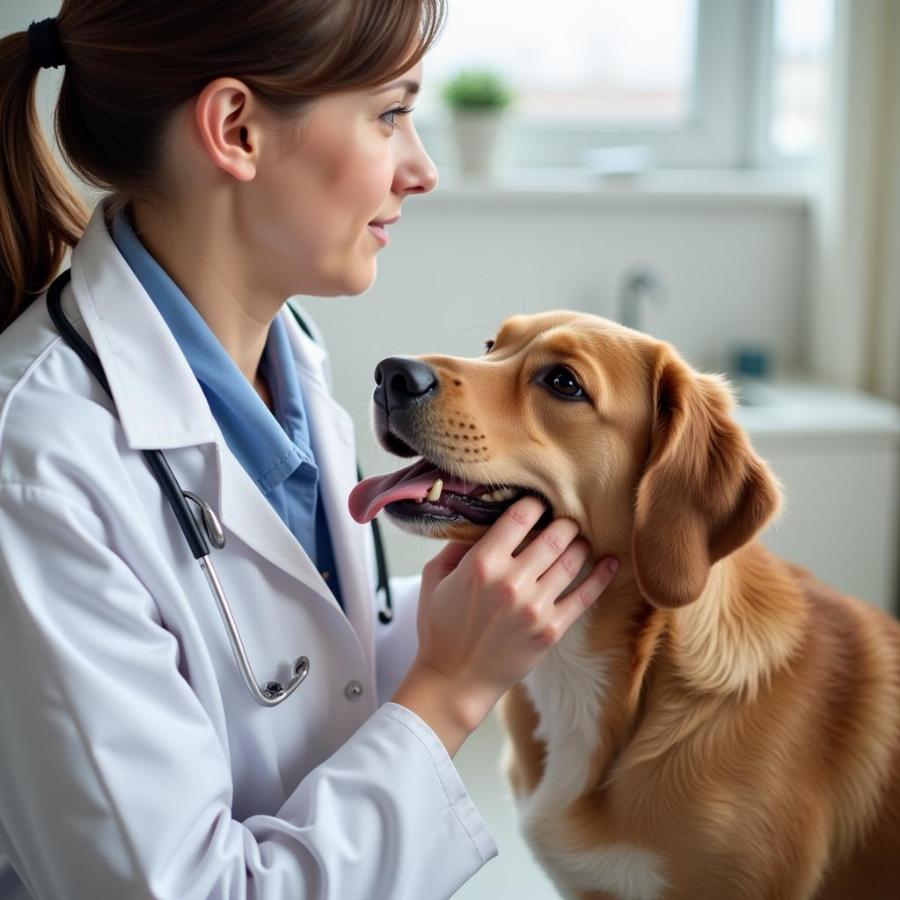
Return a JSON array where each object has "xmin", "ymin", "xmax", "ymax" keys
[{"xmin": 349, "ymin": 311, "xmax": 781, "ymax": 608}]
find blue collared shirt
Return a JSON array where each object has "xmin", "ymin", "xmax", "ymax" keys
[{"xmin": 110, "ymin": 209, "xmax": 343, "ymax": 609}]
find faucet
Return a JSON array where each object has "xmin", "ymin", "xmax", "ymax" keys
[{"xmin": 618, "ymin": 266, "xmax": 667, "ymax": 333}]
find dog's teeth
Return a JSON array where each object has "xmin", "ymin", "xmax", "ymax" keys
[
  {"xmin": 426, "ymin": 478, "xmax": 444, "ymax": 502},
  {"xmin": 481, "ymin": 487, "xmax": 518, "ymax": 503}
]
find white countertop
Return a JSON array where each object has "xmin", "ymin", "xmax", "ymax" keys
[{"xmin": 734, "ymin": 379, "xmax": 900, "ymax": 447}]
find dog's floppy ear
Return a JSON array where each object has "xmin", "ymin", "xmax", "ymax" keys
[{"xmin": 632, "ymin": 346, "xmax": 781, "ymax": 609}]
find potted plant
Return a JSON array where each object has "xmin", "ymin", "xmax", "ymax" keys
[{"xmin": 441, "ymin": 68, "xmax": 513, "ymax": 179}]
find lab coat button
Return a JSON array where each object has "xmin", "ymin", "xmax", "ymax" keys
[{"xmin": 344, "ymin": 680, "xmax": 363, "ymax": 700}]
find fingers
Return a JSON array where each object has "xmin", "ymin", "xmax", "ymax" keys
[
  {"xmin": 421, "ymin": 541, "xmax": 473, "ymax": 593},
  {"xmin": 467, "ymin": 498, "xmax": 617, "ymax": 643},
  {"xmin": 552, "ymin": 556, "xmax": 620, "ymax": 631},
  {"xmin": 514, "ymin": 516, "xmax": 581, "ymax": 579},
  {"xmin": 535, "ymin": 535, "xmax": 592, "ymax": 598},
  {"xmin": 477, "ymin": 495, "xmax": 551, "ymax": 557}
]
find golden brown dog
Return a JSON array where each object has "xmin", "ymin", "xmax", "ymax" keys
[{"xmin": 350, "ymin": 311, "xmax": 900, "ymax": 899}]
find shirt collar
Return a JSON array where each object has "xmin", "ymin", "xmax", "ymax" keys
[{"xmin": 109, "ymin": 207, "xmax": 315, "ymax": 492}]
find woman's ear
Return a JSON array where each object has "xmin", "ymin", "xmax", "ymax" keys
[
  {"xmin": 632, "ymin": 346, "xmax": 782, "ymax": 609},
  {"xmin": 193, "ymin": 77, "xmax": 259, "ymax": 183}
]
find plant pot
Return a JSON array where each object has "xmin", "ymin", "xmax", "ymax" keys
[{"xmin": 449, "ymin": 109, "xmax": 505, "ymax": 179}]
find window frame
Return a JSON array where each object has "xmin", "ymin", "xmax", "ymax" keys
[
  {"xmin": 417, "ymin": 0, "xmax": 820, "ymax": 170},
  {"xmin": 751, "ymin": 0, "xmax": 833, "ymax": 169}
]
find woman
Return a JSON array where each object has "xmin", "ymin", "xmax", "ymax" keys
[{"xmin": 0, "ymin": 2, "xmax": 618, "ymax": 897}]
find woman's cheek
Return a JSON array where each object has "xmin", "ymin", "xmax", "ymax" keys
[{"xmin": 348, "ymin": 143, "xmax": 396, "ymax": 207}]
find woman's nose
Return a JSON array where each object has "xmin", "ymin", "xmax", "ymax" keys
[{"xmin": 394, "ymin": 132, "xmax": 439, "ymax": 196}]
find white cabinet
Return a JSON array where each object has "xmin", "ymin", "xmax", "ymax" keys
[{"xmin": 735, "ymin": 382, "xmax": 900, "ymax": 614}]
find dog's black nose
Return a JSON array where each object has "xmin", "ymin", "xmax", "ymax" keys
[{"xmin": 374, "ymin": 357, "xmax": 438, "ymax": 412}]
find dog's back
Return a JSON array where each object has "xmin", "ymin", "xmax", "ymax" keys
[{"xmin": 789, "ymin": 564, "xmax": 900, "ymax": 898}]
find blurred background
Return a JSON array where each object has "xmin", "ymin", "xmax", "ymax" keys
[
  {"xmin": 306, "ymin": 2, "xmax": 900, "ymax": 894},
  {"xmin": 4, "ymin": 0, "xmax": 899, "ymax": 896},
  {"xmin": 312, "ymin": 0, "xmax": 900, "ymax": 627},
  {"xmin": 347, "ymin": 0, "xmax": 900, "ymax": 616}
]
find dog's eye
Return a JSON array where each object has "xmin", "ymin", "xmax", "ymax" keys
[
  {"xmin": 544, "ymin": 365, "xmax": 585, "ymax": 399},
  {"xmin": 484, "ymin": 340, "xmax": 495, "ymax": 354}
]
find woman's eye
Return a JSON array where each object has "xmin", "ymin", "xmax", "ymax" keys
[
  {"xmin": 484, "ymin": 340, "xmax": 495, "ymax": 353},
  {"xmin": 381, "ymin": 105, "xmax": 415, "ymax": 130},
  {"xmin": 544, "ymin": 366, "xmax": 585, "ymax": 399}
]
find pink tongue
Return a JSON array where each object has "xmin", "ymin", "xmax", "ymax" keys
[{"xmin": 348, "ymin": 458, "xmax": 481, "ymax": 523}]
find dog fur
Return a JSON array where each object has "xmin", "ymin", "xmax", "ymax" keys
[{"xmin": 375, "ymin": 311, "xmax": 900, "ymax": 899}]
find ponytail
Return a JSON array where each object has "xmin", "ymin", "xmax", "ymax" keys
[{"xmin": 0, "ymin": 26, "xmax": 87, "ymax": 333}]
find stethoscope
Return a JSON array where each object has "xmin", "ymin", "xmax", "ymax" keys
[{"xmin": 46, "ymin": 268, "xmax": 393, "ymax": 707}]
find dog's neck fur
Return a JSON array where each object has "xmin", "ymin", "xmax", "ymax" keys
[
  {"xmin": 666, "ymin": 542, "xmax": 809, "ymax": 700},
  {"xmin": 540, "ymin": 541, "xmax": 811, "ymax": 784}
]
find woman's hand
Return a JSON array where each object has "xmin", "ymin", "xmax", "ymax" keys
[{"xmin": 391, "ymin": 496, "xmax": 618, "ymax": 755}]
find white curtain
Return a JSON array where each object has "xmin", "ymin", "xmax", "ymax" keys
[{"xmin": 810, "ymin": 0, "xmax": 900, "ymax": 404}]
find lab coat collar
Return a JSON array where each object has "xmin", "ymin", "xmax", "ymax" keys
[
  {"xmin": 69, "ymin": 201, "xmax": 348, "ymax": 451},
  {"xmin": 68, "ymin": 202, "xmax": 375, "ymax": 681},
  {"xmin": 70, "ymin": 202, "xmax": 218, "ymax": 451}
]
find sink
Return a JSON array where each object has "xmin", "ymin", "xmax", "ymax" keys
[{"xmin": 734, "ymin": 378, "xmax": 786, "ymax": 408}]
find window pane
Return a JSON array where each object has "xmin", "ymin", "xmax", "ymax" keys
[
  {"xmin": 769, "ymin": 0, "xmax": 834, "ymax": 157},
  {"xmin": 421, "ymin": 0, "xmax": 698, "ymax": 124}
]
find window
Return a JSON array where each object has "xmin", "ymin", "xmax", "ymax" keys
[
  {"xmin": 767, "ymin": 0, "xmax": 835, "ymax": 159},
  {"xmin": 420, "ymin": 0, "xmax": 698, "ymax": 126},
  {"xmin": 417, "ymin": 0, "xmax": 835, "ymax": 170}
]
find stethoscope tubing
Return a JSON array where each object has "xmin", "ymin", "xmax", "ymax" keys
[{"xmin": 45, "ymin": 268, "xmax": 390, "ymax": 707}]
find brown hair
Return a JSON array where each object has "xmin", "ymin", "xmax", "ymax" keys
[{"xmin": 0, "ymin": 0, "xmax": 445, "ymax": 332}]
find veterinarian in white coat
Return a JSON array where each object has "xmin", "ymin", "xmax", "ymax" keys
[
  {"xmin": 0, "ymin": 197, "xmax": 484, "ymax": 899},
  {"xmin": 0, "ymin": 4, "xmax": 616, "ymax": 898}
]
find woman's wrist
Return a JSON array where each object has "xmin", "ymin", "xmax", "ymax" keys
[{"xmin": 390, "ymin": 661, "xmax": 495, "ymax": 758}]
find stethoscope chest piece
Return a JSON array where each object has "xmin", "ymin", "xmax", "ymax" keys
[{"xmin": 263, "ymin": 656, "xmax": 311, "ymax": 703}]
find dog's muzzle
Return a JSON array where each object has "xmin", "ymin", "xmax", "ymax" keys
[{"xmin": 349, "ymin": 355, "xmax": 551, "ymax": 531}]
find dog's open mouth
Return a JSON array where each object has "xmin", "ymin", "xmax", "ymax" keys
[{"xmin": 348, "ymin": 456, "xmax": 548, "ymax": 527}]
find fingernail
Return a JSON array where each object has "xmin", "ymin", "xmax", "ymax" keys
[{"xmin": 606, "ymin": 557, "xmax": 619, "ymax": 575}]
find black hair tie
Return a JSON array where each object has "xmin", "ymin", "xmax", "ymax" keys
[{"xmin": 28, "ymin": 18, "xmax": 66, "ymax": 70}]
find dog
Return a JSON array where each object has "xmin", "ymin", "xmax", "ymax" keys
[{"xmin": 349, "ymin": 311, "xmax": 900, "ymax": 899}]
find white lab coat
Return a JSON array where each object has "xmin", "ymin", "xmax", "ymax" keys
[{"xmin": 0, "ymin": 202, "xmax": 496, "ymax": 899}]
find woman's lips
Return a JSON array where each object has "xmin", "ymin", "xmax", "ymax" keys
[
  {"xmin": 367, "ymin": 214, "xmax": 400, "ymax": 247},
  {"xmin": 367, "ymin": 223, "xmax": 390, "ymax": 246}
]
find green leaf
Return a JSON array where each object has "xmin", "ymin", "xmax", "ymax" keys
[{"xmin": 441, "ymin": 69, "xmax": 513, "ymax": 110}]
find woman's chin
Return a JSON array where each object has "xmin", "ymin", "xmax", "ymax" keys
[{"xmin": 341, "ymin": 259, "xmax": 377, "ymax": 296}]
